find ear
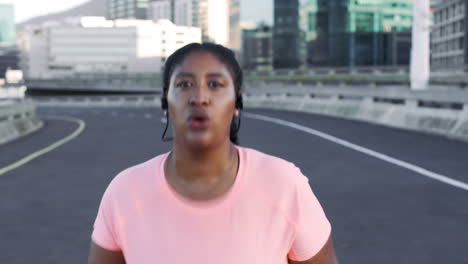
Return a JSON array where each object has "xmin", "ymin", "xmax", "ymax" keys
[{"xmin": 234, "ymin": 109, "xmax": 240, "ymax": 117}]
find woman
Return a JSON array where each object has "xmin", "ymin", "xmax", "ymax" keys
[{"xmin": 88, "ymin": 43, "xmax": 338, "ymax": 264}]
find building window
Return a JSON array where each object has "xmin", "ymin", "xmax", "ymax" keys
[{"xmin": 460, "ymin": 37, "xmax": 464, "ymax": 50}]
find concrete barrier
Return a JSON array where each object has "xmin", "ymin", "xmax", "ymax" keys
[
  {"xmin": 244, "ymin": 86, "xmax": 468, "ymax": 143},
  {"xmin": 27, "ymin": 86, "xmax": 468, "ymax": 143},
  {"xmin": 29, "ymin": 95, "xmax": 161, "ymax": 108},
  {"xmin": 0, "ymin": 102, "xmax": 43, "ymax": 145}
]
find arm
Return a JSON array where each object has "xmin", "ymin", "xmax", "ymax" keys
[
  {"xmin": 288, "ymin": 234, "xmax": 338, "ymax": 264},
  {"xmin": 88, "ymin": 241, "xmax": 126, "ymax": 264}
]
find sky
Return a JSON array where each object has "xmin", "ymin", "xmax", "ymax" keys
[
  {"xmin": 3, "ymin": 0, "xmax": 308, "ymax": 25},
  {"xmin": 0, "ymin": 0, "xmax": 89, "ymax": 23}
]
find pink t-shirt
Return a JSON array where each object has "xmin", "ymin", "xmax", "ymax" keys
[{"xmin": 92, "ymin": 146, "xmax": 331, "ymax": 264}]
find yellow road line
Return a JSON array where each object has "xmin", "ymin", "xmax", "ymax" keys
[{"xmin": 0, "ymin": 116, "xmax": 86, "ymax": 176}]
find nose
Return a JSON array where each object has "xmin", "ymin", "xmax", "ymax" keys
[{"xmin": 188, "ymin": 83, "xmax": 210, "ymax": 106}]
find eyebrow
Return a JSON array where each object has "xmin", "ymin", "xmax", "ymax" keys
[{"xmin": 174, "ymin": 72, "xmax": 228, "ymax": 79}]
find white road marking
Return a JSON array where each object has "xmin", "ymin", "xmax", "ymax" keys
[
  {"xmin": 245, "ymin": 112, "xmax": 468, "ymax": 192},
  {"xmin": 0, "ymin": 116, "xmax": 86, "ymax": 176}
]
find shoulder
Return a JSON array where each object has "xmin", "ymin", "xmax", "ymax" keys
[
  {"xmin": 242, "ymin": 146, "xmax": 308, "ymax": 185},
  {"xmin": 103, "ymin": 153, "xmax": 167, "ymax": 198},
  {"xmin": 240, "ymin": 146, "xmax": 309, "ymax": 202},
  {"xmin": 240, "ymin": 147, "xmax": 315, "ymax": 224}
]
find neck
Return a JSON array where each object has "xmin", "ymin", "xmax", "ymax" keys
[{"xmin": 167, "ymin": 140, "xmax": 237, "ymax": 186}]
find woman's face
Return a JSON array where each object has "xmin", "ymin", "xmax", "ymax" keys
[{"xmin": 167, "ymin": 51, "xmax": 238, "ymax": 149}]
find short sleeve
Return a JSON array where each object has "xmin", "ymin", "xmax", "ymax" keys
[
  {"xmin": 288, "ymin": 174, "xmax": 332, "ymax": 261},
  {"xmin": 91, "ymin": 185, "xmax": 121, "ymax": 251}
]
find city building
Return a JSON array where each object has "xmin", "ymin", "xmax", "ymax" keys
[
  {"xmin": 148, "ymin": 0, "xmax": 173, "ymax": 21},
  {"xmin": 431, "ymin": 0, "xmax": 467, "ymax": 69},
  {"xmin": 147, "ymin": 0, "xmax": 198, "ymax": 27},
  {"xmin": 0, "ymin": 46, "xmax": 19, "ymax": 79},
  {"xmin": 229, "ymin": 0, "xmax": 273, "ymax": 50},
  {"xmin": 18, "ymin": 17, "xmax": 201, "ymax": 79},
  {"xmin": 147, "ymin": 0, "xmax": 228, "ymax": 45},
  {"xmin": 273, "ymin": 0, "xmax": 303, "ymax": 68},
  {"xmin": 198, "ymin": 0, "xmax": 229, "ymax": 45},
  {"xmin": 174, "ymin": 0, "xmax": 198, "ymax": 27},
  {"xmin": 0, "ymin": 3, "xmax": 15, "ymax": 45},
  {"xmin": 242, "ymin": 24, "xmax": 273, "ymax": 71},
  {"xmin": 300, "ymin": 0, "xmax": 318, "ymax": 43},
  {"xmin": 229, "ymin": 0, "xmax": 240, "ymax": 49},
  {"xmin": 0, "ymin": 3, "xmax": 18, "ymax": 78},
  {"xmin": 107, "ymin": 0, "xmax": 150, "ymax": 20},
  {"xmin": 303, "ymin": 0, "xmax": 413, "ymax": 67}
]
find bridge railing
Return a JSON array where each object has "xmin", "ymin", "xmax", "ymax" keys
[
  {"xmin": 243, "ymin": 84, "xmax": 468, "ymax": 142},
  {"xmin": 24, "ymin": 83, "xmax": 468, "ymax": 142},
  {"xmin": 246, "ymin": 66, "xmax": 410, "ymax": 77},
  {"xmin": 244, "ymin": 84, "xmax": 468, "ymax": 110}
]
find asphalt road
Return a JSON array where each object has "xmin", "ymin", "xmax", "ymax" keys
[{"xmin": 1, "ymin": 106, "xmax": 467, "ymax": 264}]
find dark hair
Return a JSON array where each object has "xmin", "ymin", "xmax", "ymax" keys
[{"xmin": 161, "ymin": 42, "xmax": 243, "ymax": 145}]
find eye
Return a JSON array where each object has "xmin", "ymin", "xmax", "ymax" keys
[
  {"xmin": 208, "ymin": 81, "xmax": 222, "ymax": 89},
  {"xmin": 176, "ymin": 80, "xmax": 193, "ymax": 88}
]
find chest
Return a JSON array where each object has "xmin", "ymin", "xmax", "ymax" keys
[{"xmin": 121, "ymin": 199, "xmax": 295, "ymax": 264}]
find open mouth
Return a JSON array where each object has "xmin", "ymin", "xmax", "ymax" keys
[{"xmin": 188, "ymin": 111, "xmax": 210, "ymax": 129}]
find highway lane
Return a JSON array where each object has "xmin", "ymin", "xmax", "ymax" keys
[{"xmin": 0, "ymin": 106, "xmax": 466, "ymax": 264}]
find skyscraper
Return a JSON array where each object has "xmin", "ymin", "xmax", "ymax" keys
[
  {"xmin": 0, "ymin": 3, "xmax": 15, "ymax": 45},
  {"xmin": 305, "ymin": 0, "xmax": 413, "ymax": 66},
  {"xmin": 273, "ymin": 0, "xmax": 302, "ymax": 68},
  {"xmin": 107, "ymin": 0, "xmax": 150, "ymax": 20},
  {"xmin": 242, "ymin": 24, "xmax": 273, "ymax": 70},
  {"xmin": 229, "ymin": 0, "xmax": 273, "ymax": 50},
  {"xmin": 229, "ymin": 0, "xmax": 240, "ymax": 49},
  {"xmin": 431, "ymin": 0, "xmax": 467, "ymax": 69},
  {"xmin": 147, "ymin": 0, "xmax": 228, "ymax": 45},
  {"xmin": 174, "ymin": 0, "xmax": 198, "ymax": 26},
  {"xmin": 0, "ymin": 3, "xmax": 17, "ymax": 79},
  {"xmin": 148, "ymin": 0, "xmax": 173, "ymax": 21},
  {"xmin": 197, "ymin": 0, "xmax": 229, "ymax": 45}
]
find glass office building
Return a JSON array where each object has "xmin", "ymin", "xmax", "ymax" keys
[
  {"xmin": 302, "ymin": 0, "xmax": 413, "ymax": 66},
  {"xmin": 229, "ymin": 0, "xmax": 273, "ymax": 50},
  {"xmin": 0, "ymin": 4, "xmax": 15, "ymax": 45},
  {"xmin": 242, "ymin": 24, "xmax": 273, "ymax": 70},
  {"xmin": 273, "ymin": 0, "xmax": 303, "ymax": 68}
]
